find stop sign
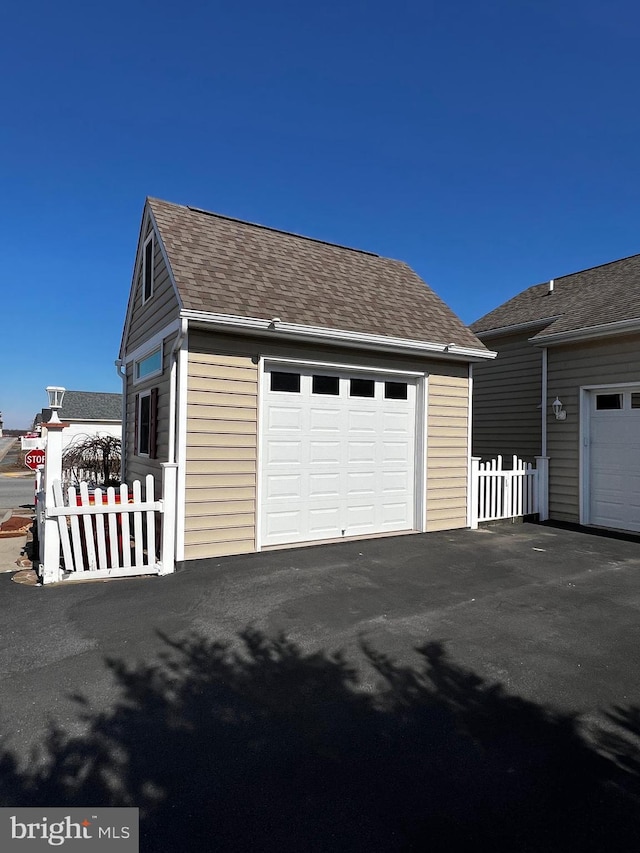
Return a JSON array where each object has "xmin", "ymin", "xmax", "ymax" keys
[{"xmin": 24, "ymin": 449, "xmax": 46, "ymax": 470}]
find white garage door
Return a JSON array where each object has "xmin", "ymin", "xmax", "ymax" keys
[
  {"xmin": 261, "ymin": 364, "xmax": 419, "ymax": 547},
  {"xmin": 589, "ymin": 388, "xmax": 640, "ymax": 532}
]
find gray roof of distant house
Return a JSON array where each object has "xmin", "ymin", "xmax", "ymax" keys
[
  {"xmin": 472, "ymin": 253, "xmax": 640, "ymax": 339},
  {"xmin": 148, "ymin": 197, "xmax": 486, "ymax": 351},
  {"xmin": 39, "ymin": 391, "xmax": 122, "ymax": 424}
]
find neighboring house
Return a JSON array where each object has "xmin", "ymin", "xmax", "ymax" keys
[
  {"xmin": 36, "ymin": 391, "xmax": 122, "ymax": 450},
  {"xmin": 471, "ymin": 253, "xmax": 640, "ymax": 534},
  {"xmin": 118, "ymin": 197, "xmax": 494, "ymax": 563}
]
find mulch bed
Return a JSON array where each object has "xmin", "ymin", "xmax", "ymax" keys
[{"xmin": 0, "ymin": 516, "xmax": 33, "ymax": 538}]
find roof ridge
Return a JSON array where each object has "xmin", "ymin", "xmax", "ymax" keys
[
  {"xmin": 151, "ymin": 198, "xmax": 379, "ymax": 257},
  {"xmin": 554, "ymin": 251, "xmax": 640, "ymax": 282}
]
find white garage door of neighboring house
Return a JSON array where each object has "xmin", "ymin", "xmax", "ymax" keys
[
  {"xmin": 588, "ymin": 388, "xmax": 640, "ymax": 533},
  {"xmin": 260, "ymin": 364, "xmax": 421, "ymax": 548}
]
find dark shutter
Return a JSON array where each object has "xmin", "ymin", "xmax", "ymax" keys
[
  {"xmin": 149, "ymin": 387, "xmax": 159, "ymax": 459},
  {"xmin": 134, "ymin": 393, "xmax": 139, "ymax": 455}
]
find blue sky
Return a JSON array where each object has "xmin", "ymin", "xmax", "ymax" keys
[{"xmin": 2, "ymin": 0, "xmax": 639, "ymax": 427}]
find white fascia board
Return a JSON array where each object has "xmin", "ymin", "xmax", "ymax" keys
[
  {"xmin": 180, "ymin": 310, "xmax": 496, "ymax": 362},
  {"xmin": 531, "ymin": 317, "xmax": 640, "ymax": 346}
]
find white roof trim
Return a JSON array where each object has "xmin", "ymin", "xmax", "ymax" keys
[{"xmin": 181, "ymin": 309, "xmax": 496, "ymax": 361}]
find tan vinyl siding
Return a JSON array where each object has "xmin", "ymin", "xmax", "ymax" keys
[
  {"xmin": 547, "ymin": 334, "xmax": 640, "ymax": 523},
  {"xmin": 125, "ymin": 334, "xmax": 177, "ymax": 490},
  {"xmin": 426, "ymin": 373, "xmax": 470, "ymax": 532},
  {"xmin": 184, "ymin": 330, "xmax": 472, "ymax": 559},
  {"xmin": 185, "ymin": 350, "xmax": 258, "ymax": 560},
  {"xmin": 127, "ymin": 223, "xmax": 180, "ymax": 353},
  {"xmin": 472, "ymin": 332, "xmax": 542, "ymax": 462}
]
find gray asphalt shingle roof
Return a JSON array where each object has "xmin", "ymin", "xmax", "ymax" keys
[
  {"xmin": 148, "ymin": 198, "xmax": 486, "ymax": 351},
  {"xmin": 40, "ymin": 391, "xmax": 122, "ymax": 423},
  {"xmin": 472, "ymin": 253, "xmax": 640, "ymax": 339}
]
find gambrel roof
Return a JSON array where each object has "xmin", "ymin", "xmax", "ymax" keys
[
  {"xmin": 472, "ymin": 253, "xmax": 640, "ymax": 340},
  {"xmin": 144, "ymin": 197, "xmax": 487, "ymax": 352}
]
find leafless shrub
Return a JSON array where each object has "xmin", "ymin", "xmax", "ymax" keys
[{"xmin": 62, "ymin": 435, "xmax": 121, "ymax": 488}]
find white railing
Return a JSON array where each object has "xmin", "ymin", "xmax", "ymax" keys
[{"xmin": 470, "ymin": 455, "xmax": 549, "ymax": 529}]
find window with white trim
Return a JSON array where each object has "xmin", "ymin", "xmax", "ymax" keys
[
  {"xmin": 142, "ymin": 234, "xmax": 154, "ymax": 303},
  {"xmin": 135, "ymin": 388, "xmax": 158, "ymax": 457},
  {"xmin": 134, "ymin": 347, "xmax": 162, "ymax": 382}
]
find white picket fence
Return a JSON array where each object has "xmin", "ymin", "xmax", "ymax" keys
[
  {"xmin": 36, "ymin": 457, "xmax": 177, "ymax": 584},
  {"xmin": 470, "ymin": 455, "xmax": 549, "ymax": 529}
]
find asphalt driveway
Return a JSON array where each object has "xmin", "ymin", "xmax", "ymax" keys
[{"xmin": 1, "ymin": 522, "xmax": 639, "ymax": 851}]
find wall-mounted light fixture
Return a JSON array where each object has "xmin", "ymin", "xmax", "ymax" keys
[
  {"xmin": 552, "ymin": 397, "xmax": 566, "ymax": 420},
  {"xmin": 46, "ymin": 386, "xmax": 66, "ymax": 424}
]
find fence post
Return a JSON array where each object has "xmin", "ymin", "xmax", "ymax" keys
[
  {"xmin": 535, "ymin": 456, "xmax": 549, "ymax": 521},
  {"xmin": 159, "ymin": 462, "xmax": 178, "ymax": 575},
  {"xmin": 469, "ymin": 457, "xmax": 480, "ymax": 529},
  {"xmin": 41, "ymin": 422, "xmax": 67, "ymax": 584}
]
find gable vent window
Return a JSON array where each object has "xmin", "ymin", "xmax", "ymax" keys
[
  {"xmin": 143, "ymin": 235, "xmax": 154, "ymax": 303},
  {"xmin": 596, "ymin": 393, "xmax": 622, "ymax": 411}
]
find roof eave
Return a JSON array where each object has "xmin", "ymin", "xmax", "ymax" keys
[
  {"xmin": 180, "ymin": 310, "xmax": 496, "ymax": 362},
  {"xmin": 531, "ymin": 317, "xmax": 640, "ymax": 346},
  {"xmin": 473, "ymin": 316, "xmax": 561, "ymax": 339}
]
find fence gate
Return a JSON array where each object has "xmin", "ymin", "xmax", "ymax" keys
[
  {"xmin": 35, "ymin": 421, "xmax": 176, "ymax": 583},
  {"xmin": 469, "ymin": 455, "xmax": 549, "ymax": 529}
]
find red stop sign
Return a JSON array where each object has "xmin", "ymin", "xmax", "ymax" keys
[{"xmin": 25, "ymin": 449, "xmax": 46, "ymax": 470}]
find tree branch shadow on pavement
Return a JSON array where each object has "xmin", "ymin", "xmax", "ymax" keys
[{"xmin": 0, "ymin": 630, "xmax": 639, "ymax": 852}]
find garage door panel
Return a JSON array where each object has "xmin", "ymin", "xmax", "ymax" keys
[
  {"xmin": 347, "ymin": 441, "xmax": 377, "ymax": 463},
  {"xmin": 381, "ymin": 501, "xmax": 412, "ymax": 527},
  {"xmin": 308, "ymin": 505, "xmax": 342, "ymax": 536},
  {"xmin": 348, "ymin": 410, "xmax": 377, "ymax": 432},
  {"xmin": 267, "ymin": 440, "xmax": 302, "ymax": 465},
  {"xmin": 265, "ymin": 509, "xmax": 303, "ymax": 540},
  {"xmin": 310, "ymin": 408, "xmax": 341, "ymax": 431},
  {"xmin": 347, "ymin": 471, "xmax": 376, "ymax": 496},
  {"xmin": 382, "ymin": 441, "xmax": 410, "ymax": 463},
  {"xmin": 309, "ymin": 472, "xmax": 341, "ymax": 499},
  {"xmin": 382, "ymin": 470, "xmax": 410, "ymax": 493},
  {"xmin": 268, "ymin": 407, "xmax": 302, "ymax": 431},
  {"xmin": 266, "ymin": 474, "xmax": 302, "ymax": 501},
  {"xmin": 383, "ymin": 411, "xmax": 412, "ymax": 433},
  {"xmin": 309, "ymin": 440, "xmax": 341, "ymax": 465}
]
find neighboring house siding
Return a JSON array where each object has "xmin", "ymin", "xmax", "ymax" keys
[
  {"xmin": 125, "ymin": 334, "xmax": 177, "ymax": 490},
  {"xmin": 426, "ymin": 373, "xmax": 469, "ymax": 532},
  {"xmin": 472, "ymin": 332, "xmax": 542, "ymax": 462},
  {"xmin": 185, "ymin": 351, "xmax": 258, "ymax": 560},
  {"xmin": 186, "ymin": 331, "xmax": 470, "ymax": 558},
  {"xmin": 127, "ymin": 223, "xmax": 180, "ymax": 354},
  {"xmin": 547, "ymin": 334, "xmax": 640, "ymax": 523}
]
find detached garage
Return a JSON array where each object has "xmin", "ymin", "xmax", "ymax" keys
[{"xmin": 119, "ymin": 198, "xmax": 494, "ymax": 563}]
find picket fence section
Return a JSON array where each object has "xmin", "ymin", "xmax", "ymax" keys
[
  {"xmin": 46, "ymin": 476, "xmax": 161, "ymax": 578},
  {"xmin": 470, "ymin": 455, "xmax": 549, "ymax": 529}
]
